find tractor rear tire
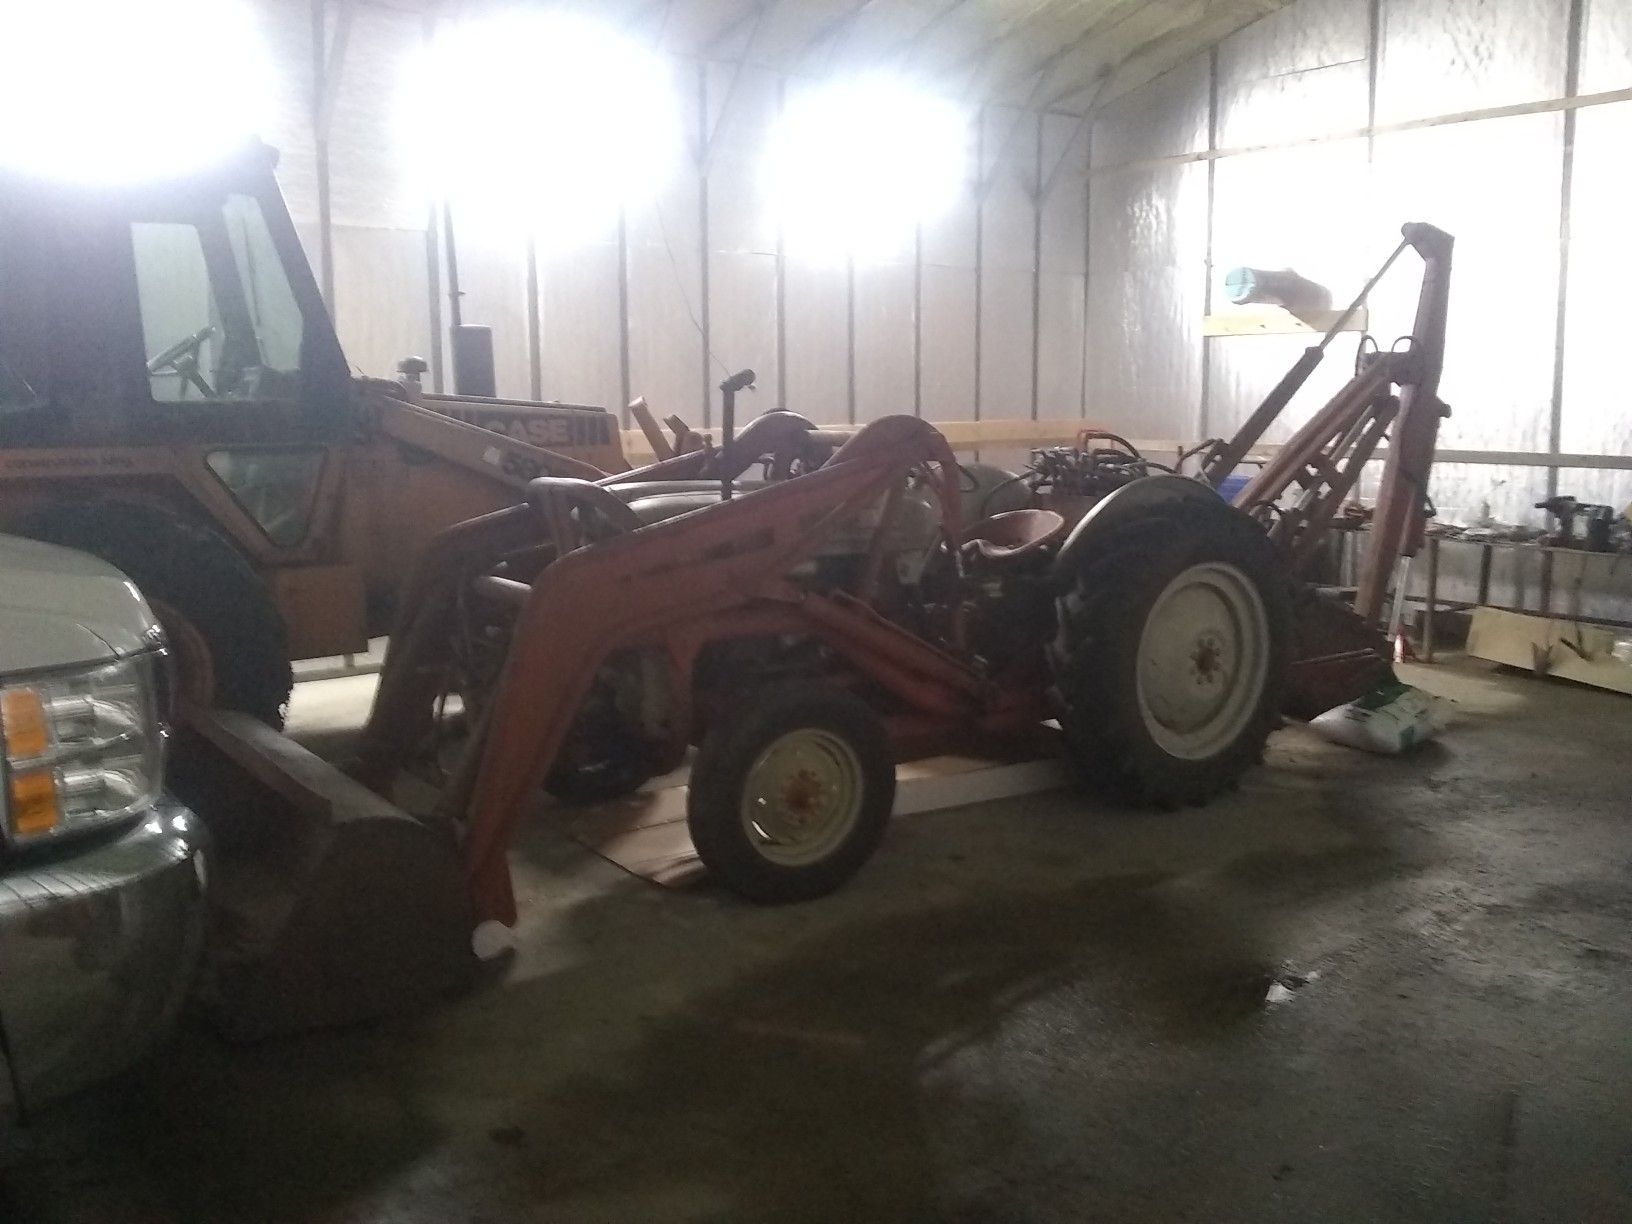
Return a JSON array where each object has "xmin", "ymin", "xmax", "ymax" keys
[
  {"xmin": 21, "ymin": 501, "xmax": 293, "ymax": 727},
  {"xmin": 1048, "ymin": 501, "xmax": 1289, "ymax": 806},
  {"xmin": 688, "ymin": 687, "xmax": 895, "ymax": 903}
]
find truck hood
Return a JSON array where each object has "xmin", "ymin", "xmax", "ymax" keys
[{"xmin": 0, "ymin": 535, "xmax": 158, "ymax": 673}]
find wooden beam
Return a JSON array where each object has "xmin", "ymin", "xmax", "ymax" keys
[
  {"xmin": 1092, "ymin": 84, "xmax": 1632, "ymax": 181},
  {"xmin": 1202, "ymin": 307, "xmax": 1370, "ymax": 337},
  {"xmin": 618, "ymin": 419, "xmax": 1632, "ymax": 473}
]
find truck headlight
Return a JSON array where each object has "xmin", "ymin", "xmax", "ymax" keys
[{"xmin": 0, "ymin": 653, "xmax": 165, "ymax": 847}]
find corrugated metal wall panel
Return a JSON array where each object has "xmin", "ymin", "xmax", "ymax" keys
[
  {"xmin": 1085, "ymin": 162, "xmax": 1207, "ymax": 438},
  {"xmin": 1370, "ymin": 115, "xmax": 1562, "ymax": 458},
  {"xmin": 1091, "ymin": 56, "xmax": 1209, "ymax": 166},
  {"xmin": 979, "ymin": 269, "xmax": 1035, "ymax": 420},
  {"xmin": 1561, "ymin": 102, "xmax": 1632, "ymax": 474},
  {"xmin": 1426, "ymin": 463, "xmax": 1545, "ymax": 531},
  {"xmin": 709, "ymin": 250, "xmax": 780, "ymax": 415},
  {"xmin": 1581, "ymin": 0, "xmax": 1632, "ymax": 93},
  {"xmin": 978, "ymin": 109, "xmax": 1038, "ymax": 423},
  {"xmin": 1039, "ymin": 115, "xmax": 1088, "ymax": 277},
  {"xmin": 455, "ymin": 235, "xmax": 533, "ymax": 398},
  {"xmin": 324, "ymin": 4, "xmax": 426, "ymax": 230},
  {"xmin": 1205, "ymin": 139, "xmax": 1371, "ymax": 440},
  {"xmin": 707, "ymin": 64, "xmax": 781, "ymax": 256},
  {"xmin": 1374, "ymin": 0, "xmax": 1568, "ymax": 125},
  {"xmin": 979, "ymin": 108, "xmax": 1039, "ymax": 274},
  {"xmin": 329, "ymin": 225, "xmax": 431, "ymax": 382},
  {"xmin": 539, "ymin": 243, "xmax": 622, "ymax": 407},
  {"xmin": 1215, "ymin": 0, "xmax": 1370, "ymax": 147},
  {"xmin": 781, "ymin": 258, "xmax": 847, "ymax": 423},
  {"xmin": 920, "ymin": 264, "xmax": 978, "ymax": 421},
  {"xmin": 1037, "ymin": 271, "xmax": 1086, "ymax": 418},
  {"xmin": 921, "ymin": 169, "xmax": 980, "ymax": 271},
  {"xmin": 854, "ymin": 262, "xmax": 917, "ymax": 422},
  {"xmin": 258, "ymin": 0, "xmax": 318, "ymax": 222},
  {"xmin": 627, "ymin": 242, "xmax": 705, "ymax": 423},
  {"xmin": 627, "ymin": 72, "xmax": 706, "ymax": 421}
]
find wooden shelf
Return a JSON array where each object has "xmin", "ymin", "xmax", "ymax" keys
[{"xmin": 1203, "ymin": 306, "xmax": 1368, "ymax": 337}]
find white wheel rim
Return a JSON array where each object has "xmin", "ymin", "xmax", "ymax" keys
[
  {"xmin": 739, "ymin": 728, "xmax": 865, "ymax": 867},
  {"xmin": 1135, "ymin": 561, "xmax": 1270, "ymax": 761}
]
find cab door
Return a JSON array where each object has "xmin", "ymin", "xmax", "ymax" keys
[{"xmin": 117, "ymin": 172, "xmax": 353, "ymax": 555}]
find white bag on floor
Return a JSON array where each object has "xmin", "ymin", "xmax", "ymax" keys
[{"xmin": 1310, "ymin": 680, "xmax": 1446, "ymax": 755}]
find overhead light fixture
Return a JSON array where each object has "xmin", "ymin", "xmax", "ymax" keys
[
  {"xmin": 404, "ymin": 10, "xmax": 681, "ymax": 247},
  {"xmin": 0, "ymin": 0, "xmax": 273, "ymax": 183},
  {"xmin": 765, "ymin": 75, "xmax": 971, "ymax": 265}
]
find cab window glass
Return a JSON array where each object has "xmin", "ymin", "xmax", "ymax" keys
[
  {"xmin": 131, "ymin": 193, "xmax": 305, "ymax": 405},
  {"xmin": 223, "ymin": 194, "xmax": 302, "ymax": 374},
  {"xmin": 205, "ymin": 448, "xmax": 324, "ymax": 546},
  {"xmin": 131, "ymin": 221, "xmax": 217, "ymax": 402}
]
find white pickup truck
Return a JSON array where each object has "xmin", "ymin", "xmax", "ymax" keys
[{"xmin": 0, "ymin": 533, "xmax": 207, "ymax": 1116}]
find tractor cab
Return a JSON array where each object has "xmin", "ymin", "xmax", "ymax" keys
[
  {"xmin": 0, "ymin": 144, "xmax": 353, "ymax": 548},
  {"xmin": 0, "ymin": 142, "xmax": 350, "ymax": 450}
]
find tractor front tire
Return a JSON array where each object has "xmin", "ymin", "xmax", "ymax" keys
[
  {"xmin": 1048, "ymin": 501, "xmax": 1290, "ymax": 806},
  {"xmin": 688, "ymin": 687, "xmax": 895, "ymax": 903},
  {"xmin": 22, "ymin": 501, "xmax": 293, "ymax": 727}
]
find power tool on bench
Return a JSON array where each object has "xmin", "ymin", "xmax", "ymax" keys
[{"xmin": 1535, "ymin": 495, "xmax": 1619, "ymax": 551}]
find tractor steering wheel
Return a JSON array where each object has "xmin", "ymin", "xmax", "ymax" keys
[{"xmin": 146, "ymin": 325, "xmax": 218, "ymax": 399}]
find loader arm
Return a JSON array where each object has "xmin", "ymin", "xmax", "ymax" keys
[
  {"xmin": 368, "ymin": 393, "xmax": 610, "ymax": 486},
  {"xmin": 359, "ymin": 416, "xmax": 964, "ymax": 926}
]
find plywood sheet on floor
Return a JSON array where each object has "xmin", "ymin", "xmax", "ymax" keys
[{"xmin": 567, "ymin": 755, "xmax": 1073, "ymax": 887}]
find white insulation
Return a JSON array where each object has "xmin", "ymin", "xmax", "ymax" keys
[
  {"xmin": 255, "ymin": 0, "xmax": 1103, "ymax": 432},
  {"xmin": 1085, "ymin": 0, "xmax": 1632, "ymax": 615}
]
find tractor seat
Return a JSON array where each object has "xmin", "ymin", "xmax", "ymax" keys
[{"xmin": 961, "ymin": 508, "xmax": 1067, "ymax": 567}]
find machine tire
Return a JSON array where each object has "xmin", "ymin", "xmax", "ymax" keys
[
  {"xmin": 688, "ymin": 687, "xmax": 895, "ymax": 903},
  {"xmin": 545, "ymin": 730, "xmax": 655, "ymax": 805},
  {"xmin": 21, "ymin": 500, "xmax": 293, "ymax": 726},
  {"xmin": 1048, "ymin": 501, "xmax": 1289, "ymax": 806}
]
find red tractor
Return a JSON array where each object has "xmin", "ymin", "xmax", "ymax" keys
[{"xmin": 358, "ymin": 404, "xmax": 1284, "ymax": 922}]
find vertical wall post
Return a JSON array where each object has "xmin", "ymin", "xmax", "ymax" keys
[
  {"xmin": 1198, "ymin": 45, "xmax": 1220, "ymax": 442},
  {"xmin": 617, "ymin": 209, "xmax": 633, "ymax": 422},
  {"xmin": 442, "ymin": 204, "xmax": 463, "ymax": 329},
  {"xmin": 912, "ymin": 221, "xmax": 923, "ymax": 417},
  {"xmin": 1365, "ymin": 0, "xmax": 1382, "ymax": 163},
  {"xmin": 425, "ymin": 205, "xmax": 444, "ymax": 392},
  {"xmin": 697, "ymin": 62, "xmax": 713, "ymax": 427},
  {"xmin": 420, "ymin": 12, "xmax": 443, "ymax": 392},
  {"xmin": 526, "ymin": 236, "xmax": 542, "ymax": 399},
  {"xmin": 1029, "ymin": 113, "xmax": 1043, "ymax": 420},
  {"xmin": 972, "ymin": 110, "xmax": 985, "ymax": 424},
  {"xmin": 775, "ymin": 76, "xmax": 788, "ymax": 411},
  {"xmin": 846, "ymin": 257, "xmax": 857, "ymax": 423},
  {"xmin": 312, "ymin": 0, "xmax": 335, "ymax": 312},
  {"xmin": 1079, "ymin": 129, "xmax": 1092, "ymax": 420},
  {"xmin": 1547, "ymin": 0, "xmax": 1586, "ymax": 505}
]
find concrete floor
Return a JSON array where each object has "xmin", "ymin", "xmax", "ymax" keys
[{"xmin": 3, "ymin": 657, "xmax": 1629, "ymax": 1222}]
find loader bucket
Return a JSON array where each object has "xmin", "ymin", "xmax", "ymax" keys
[{"xmin": 173, "ymin": 710, "xmax": 474, "ymax": 1041}]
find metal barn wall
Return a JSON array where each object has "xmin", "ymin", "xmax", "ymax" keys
[
  {"xmin": 1085, "ymin": 0, "xmax": 1632, "ymax": 540},
  {"xmin": 255, "ymin": 0, "xmax": 1091, "ymax": 435}
]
